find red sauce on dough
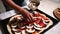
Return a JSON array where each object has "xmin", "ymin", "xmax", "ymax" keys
[{"xmin": 13, "ymin": 12, "xmax": 48, "ymax": 31}]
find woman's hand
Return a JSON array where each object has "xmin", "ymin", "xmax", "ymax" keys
[{"xmin": 22, "ymin": 10, "xmax": 34, "ymax": 22}]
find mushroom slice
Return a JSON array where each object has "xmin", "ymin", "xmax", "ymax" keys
[
  {"xmin": 12, "ymin": 28, "xmax": 17, "ymax": 31},
  {"xmin": 34, "ymin": 26, "xmax": 41, "ymax": 30},
  {"xmin": 26, "ymin": 25, "xmax": 33, "ymax": 28},
  {"xmin": 21, "ymin": 30, "xmax": 26, "ymax": 34},
  {"xmin": 42, "ymin": 19, "xmax": 49, "ymax": 25},
  {"xmin": 45, "ymin": 20, "xmax": 50, "ymax": 23},
  {"xmin": 15, "ymin": 32, "xmax": 21, "ymax": 34},
  {"xmin": 17, "ymin": 16, "xmax": 22, "ymax": 20},
  {"xmin": 11, "ymin": 25, "xmax": 17, "ymax": 28},
  {"xmin": 42, "ymin": 19, "xmax": 47, "ymax": 25},
  {"xmin": 34, "ymin": 23, "xmax": 42, "ymax": 28},
  {"xmin": 26, "ymin": 28, "xmax": 35, "ymax": 33},
  {"xmin": 21, "ymin": 26, "xmax": 25, "ymax": 29}
]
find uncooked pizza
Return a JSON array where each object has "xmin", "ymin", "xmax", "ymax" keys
[{"xmin": 7, "ymin": 11, "xmax": 53, "ymax": 34}]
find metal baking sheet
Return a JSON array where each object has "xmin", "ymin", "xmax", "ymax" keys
[{"xmin": 0, "ymin": 9, "xmax": 59, "ymax": 34}]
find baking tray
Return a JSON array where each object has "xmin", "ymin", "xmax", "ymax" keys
[{"xmin": 0, "ymin": 9, "xmax": 59, "ymax": 34}]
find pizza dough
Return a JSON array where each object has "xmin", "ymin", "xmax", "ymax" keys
[{"xmin": 7, "ymin": 11, "xmax": 53, "ymax": 34}]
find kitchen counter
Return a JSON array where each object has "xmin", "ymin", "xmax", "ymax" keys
[
  {"xmin": 0, "ymin": 0, "xmax": 60, "ymax": 34},
  {"xmin": 38, "ymin": 0, "xmax": 60, "ymax": 20}
]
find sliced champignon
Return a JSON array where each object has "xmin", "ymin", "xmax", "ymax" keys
[
  {"xmin": 42, "ymin": 19, "xmax": 48, "ymax": 25},
  {"xmin": 11, "ymin": 25, "xmax": 17, "ymax": 28},
  {"xmin": 21, "ymin": 26, "xmax": 25, "ymax": 29},
  {"xmin": 12, "ymin": 28, "xmax": 18, "ymax": 31},
  {"xmin": 21, "ymin": 30, "xmax": 26, "ymax": 34},
  {"xmin": 26, "ymin": 25, "xmax": 33, "ymax": 29},
  {"xmin": 45, "ymin": 20, "xmax": 50, "ymax": 23},
  {"xmin": 34, "ymin": 26, "xmax": 41, "ymax": 30},
  {"xmin": 15, "ymin": 31, "xmax": 21, "ymax": 34},
  {"xmin": 34, "ymin": 23, "xmax": 42, "ymax": 28},
  {"xmin": 26, "ymin": 28, "xmax": 35, "ymax": 33}
]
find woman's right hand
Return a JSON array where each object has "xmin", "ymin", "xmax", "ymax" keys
[{"xmin": 22, "ymin": 10, "xmax": 34, "ymax": 22}]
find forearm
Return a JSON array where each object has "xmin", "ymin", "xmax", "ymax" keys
[{"xmin": 6, "ymin": 0, "xmax": 29, "ymax": 14}]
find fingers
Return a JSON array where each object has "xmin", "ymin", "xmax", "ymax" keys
[
  {"xmin": 28, "ymin": 13, "xmax": 35, "ymax": 22},
  {"xmin": 29, "ymin": 14, "xmax": 34, "ymax": 22},
  {"xmin": 26, "ymin": 15, "xmax": 32, "ymax": 22},
  {"xmin": 23, "ymin": 15, "xmax": 31, "ymax": 22},
  {"xmin": 27, "ymin": 15, "xmax": 32, "ymax": 22},
  {"xmin": 22, "ymin": 12, "xmax": 34, "ymax": 22},
  {"xmin": 25, "ymin": 13, "xmax": 34, "ymax": 22}
]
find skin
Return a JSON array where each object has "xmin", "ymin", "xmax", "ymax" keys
[{"xmin": 5, "ymin": 0, "xmax": 34, "ymax": 22}]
